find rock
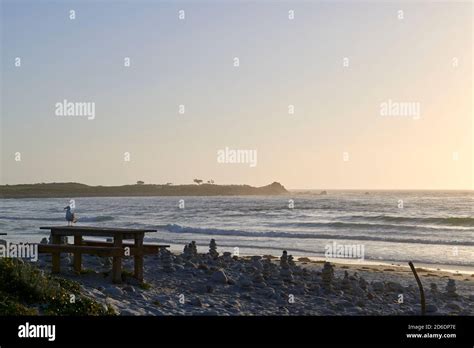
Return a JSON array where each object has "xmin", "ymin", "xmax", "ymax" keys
[
  {"xmin": 252, "ymin": 270, "xmax": 266, "ymax": 287},
  {"xmin": 120, "ymin": 308, "xmax": 146, "ymax": 316},
  {"xmin": 104, "ymin": 286, "xmax": 124, "ymax": 297},
  {"xmin": 161, "ymin": 249, "xmax": 175, "ymax": 273},
  {"xmin": 352, "ymin": 286, "xmax": 365, "ymax": 298},
  {"xmin": 321, "ymin": 262, "xmax": 334, "ymax": 291},
  {"xmin": 123, "ymin": 285, "xmax": 136, "ymax": 293},
  {"xmin": 251, "ymin": 256, "xmax": 263, "ymax": 271},
  {"xmin": 222, "ymin": 252, "xmax": 232, "ymax": 262},
  {"xmin": 198, "ymin": 263, "xmax": 209, "ymax": 271},
  {"xmin": 185, "ymin": 261, "xmax": 197, "ymax": 269},
  {"xmin": 426, "ymin": 304, "xmax": 438, "ymax": 313},
  {"xmin": 209, "ymin": 239, "xmax": 219, "ymax": 259},
  {"xmin": 183, "ymin": 241, "xmax": 198, "ymax": 259},
  {"xmin": 341, "ymin": 271, "xmax": 351, "ymax": 292},
  {"xmin": 386, "ymin": 281, "xmax": 403, "ymax": 293},
  {"xmin": 280, "ymin": 250, "xmax": 289, "ymax": 268},
  {"xmin": 197, "ymin": 284, "xmax": 214, "ymax": 294},
  {"xmin": 105, "ymin": 298, "xmax": 121, "ymax": 314},
  {"xmin": 359, "ymin": 277, "xmax": 368, "ymax": 290},
  {"xmin": 262, "ymin": 260, "xmax": 274, "ymax": 279},
  {"xmin": 266, "ymin": 287, "xmax": 277, "ymax": 298},
  {"xmin": 238, "ymin": 275, "xmax": 253, "ymax": 289},
  {"xmin": 174, "ymin": 264, "xmax": 185, "ymax": 271},
  {"xmin": 446, "ymin": 302, "xmax": 461, "ymax": 311},
  {"xmin": 102, "ymin": 257, "xmax": 112, "ymax": 267},
  {"xmin": 372, "ymin": 282, "xmax": 384, "ymax": 293},
  {"xmin": 298, "ymin": 257, "xmax": 311, "ymax": 262},
  {"xmin": 190, "ymin": 297, "xmax": 203, "ymax": 307},
  {"xmin": 279, "ymin": 251, "xmax": 293, "ymax": 282},
  {"xmin": 288, "ymin": 255, "xmax": 296, "ymax": 267},
  {"xmin": 211, "ymin": 270, "xmax": 228, "ymax": 284},
  {"xmin": 445, "ymin": 279, "xmax": 457, "ymax": 297}
]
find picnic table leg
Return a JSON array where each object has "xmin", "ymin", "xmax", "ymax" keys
[
  {"xmin": 73, "ymin": 235, "xmax": 82, "ymax": 273},
  {"xmin": 51, "ymin": 234, "xmax": 61, "ymax": 274},
  {"xmin": 134, "ymin": 235, "xmax": 144, "ymax": 282},
  {"xmin": 112, "ymin": 234, "xmax": 123, "ymax": 283}
]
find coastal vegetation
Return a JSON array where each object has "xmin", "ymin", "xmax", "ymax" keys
[{"xmin": 0, "ymin": 182, "xmax": 288, "ymax": 198}]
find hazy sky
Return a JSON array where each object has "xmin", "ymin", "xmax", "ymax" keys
[{"xmin": 1, "ymin": 0, "xmax": 472, "ymax": 189}]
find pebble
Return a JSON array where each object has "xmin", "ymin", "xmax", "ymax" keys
[
  {"xmin": 211, "ymin": 270, "xmax": 228, "ymax": 284},
  {"xmin": 425, "ymin": 304, "xmax": 438, "ymax": 313},
  {"xmin": 372, "ymin": 282, "xmax": 384, "ymax": 293}
]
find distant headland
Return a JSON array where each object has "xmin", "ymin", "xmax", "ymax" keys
[{"xmin": 0, "ymin": 182, "xmax": 289, "ymax": 198}]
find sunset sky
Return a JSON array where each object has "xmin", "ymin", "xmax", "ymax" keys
[{"xmin": 1, "ymin": 0, "xmax": 472, "ymax": 190}]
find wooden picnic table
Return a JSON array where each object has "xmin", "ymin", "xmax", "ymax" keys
[{"xmin": 40, "ymin": 226, "xmax": 157, "ymax": 283}]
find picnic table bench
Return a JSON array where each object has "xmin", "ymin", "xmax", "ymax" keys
[{"xmin": 39, "ymin": 226, "xmax": 169, "ymax": 283}]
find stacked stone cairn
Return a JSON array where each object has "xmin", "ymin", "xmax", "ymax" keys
[
  {"xmin": 161, "ymin": 249, "xmax": 174, "ymax": 273},
  {"xmin": 288, "ymin": 255, "xmax": 296, "ymax": 267},
  {"xmin": 222, "ymin": 251, "xmax": 232, "ymax": 262},
  {"xmin": 279, "ymin": 250, "xmax": 293, "ymax": 282},
  {"xmin": 321, "ymin": 262, "xmax": 335, "ymax": 292},
  {"xmin": 262, "ymin": 259, "xmax": 272, "ymax": 279},
  {"xmin": 445, "ymin": 279, "xmax": 457, "ymax": 298},
  {"xmin": 250, "ymin": 256, "xmax": 265, "ymax": 287},
  {"xmin": 359, "ymin": 276, "xmax": 368, "ymax": 291},
  {"xmin": 183, "ymin": 241, "xmax": 198, "ymax": 259},
  {"xmin": 209, "ymin": 239, "xmax": 219, "ymax": 259},
  {"xmin": 341, "ymin": 271, "xmax": 351, "ymax": 293}
]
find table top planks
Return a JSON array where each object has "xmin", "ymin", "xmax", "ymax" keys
[{"xmin": 39, "ymin": 226, "xmax": 157, "ymax": 239}]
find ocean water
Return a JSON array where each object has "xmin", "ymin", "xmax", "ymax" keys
[{"xmin": 0, "ymin": 191, "xmax": 473, "ymax": 271}]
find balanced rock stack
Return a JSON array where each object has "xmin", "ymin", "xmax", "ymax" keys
[
  {"xmin": 252, "ymin": 268, "xmax": 266, "ymax": 287},
  {"xmin": 222, "ymin": 252, "xmax": 232, "ymax": 262},
  {"xmin": 321, "ymin": 262, "xmax": 335, "ymax": 291},
  {"xmin": 161, "ymin": 249, "xmax": 174, "ymax": 273},
  {"xmin": 359, "ymin": 276, "xmax": 368, "ymax": 291},
  {"xmin": 341, "ymin": 271, "xmax": 351, "ymax": 293},
  {"xmin": 251, "ymin": 256, "xmax": 263, "ymax": 272},
  {"xmin": 209, "ymin": 239, "xmax": 219, "ymax": 259},
  {"xmin": 183, "ymin": 241, "xmax": 198, "ymax": 259},
  {"xmin": 279, "ymin": 250, "xmax": 293, "ymax": 282},
  {"xmin": 445, "ymin": 279, "xmax": 457, "ymax": 298},
  {"xmin": 288, "ymin": 255, "xmax": 296, "ymax": 267},
  {"xmin": 262, "ymin": 259, "xmax": 272, "ymax": 279}
]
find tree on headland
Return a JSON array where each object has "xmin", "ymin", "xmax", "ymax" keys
[
  {"xmin": 193, "ymin": 179, "xmax": 203, "ymax": 185},
  {"xmin": 207, "ymin": 179, "xmax": 215, "ymax": 184},
  {"xmin": 136, "ymin": 181, "xmax": 144, "ymax": 185}
]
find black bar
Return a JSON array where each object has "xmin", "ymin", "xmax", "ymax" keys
[{"xmin": 0, "ymin": 316, "xmax": 472, "ymax": 346}]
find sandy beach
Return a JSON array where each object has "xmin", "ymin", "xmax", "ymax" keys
[{"xmin": 34, "ymin": 240, "xmax": 474, "ymax": 316}]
